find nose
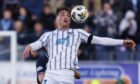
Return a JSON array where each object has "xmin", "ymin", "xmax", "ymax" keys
[{"xmin": 64, "ymin": 17, "xmax": 68, "ymax": 21}]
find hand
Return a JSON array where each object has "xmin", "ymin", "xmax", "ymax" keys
[
  {"xmin": 31, "ymin": 51, "xmax": 38, "ymax": 58},
  {"xmin": 74, "ymin": 71, "xmax": 81, "ymax": 79},
  {"xmin": 23, "ymin": 45, "xmax": 32, "ymax": 59},
  {"xmin": 123, "ymin": 40, "xmax": 136, "ymax": 50}
]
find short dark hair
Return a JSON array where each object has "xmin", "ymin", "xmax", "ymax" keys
[
  {"xmin": 44, "ymin": 3, "xmax": 51, "ymax": 8},
  {"xmin": 56, "ymin": 6, "xmax": 71, "ymax": 16}
]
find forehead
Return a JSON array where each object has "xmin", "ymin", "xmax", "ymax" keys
[{"xmin": 58, "ymin": 10, "xmax": 70, "ymax": 15}]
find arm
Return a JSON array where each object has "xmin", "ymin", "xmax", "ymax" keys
[
  {"xmin": 23, "ymin": 32, "xmax": 50, "ymax": 59},
  {"xmin": 92, "ymin": 36, "xmax": 123, "ymax": 46},
  {"xmin": 92, "ymin": 36, "xmax": 136, "ymax": 50},
  {"xmin": 78, "ymin": 29, "xmax": 136, "ymax": 49},
  {"xmin": 30, "ymin": 32, "xmax": 49, "ymax": 51},
  {"xmin": 29, "ymin": 40, "xmax": 43, "ymax": 51},
  {"xmin": 92, "ymin": 36, "xmax": 136, "ymax": 49}
]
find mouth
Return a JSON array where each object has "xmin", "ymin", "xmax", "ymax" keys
[{"xmin": 64, "ymin": 20, "xmax": 68, "ymax": 23}]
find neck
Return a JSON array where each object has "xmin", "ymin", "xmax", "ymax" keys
[{"xmin": 57, "ymin": 25, "xmax": 69, "ymax": 31}]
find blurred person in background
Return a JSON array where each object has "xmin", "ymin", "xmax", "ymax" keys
[
  {"xmin": 14, "ymin": 20, "xmax": 30, "ymax": 45},
  {"xmin": 17, "ymin": 7, "xmax": 33, "ymax": 31},
  {"xmin": 101, "ymin": 0, "xmax": 140, "ymax": 15},
  {"xmin": 119, "ymin": 10, "xmax": 137, "ymax": 41},
  {"xmin": 49, "ymin": 0, "xmax": 65, "ymax": 12},
  {"xmin": 31, "ymin": 22, "xmax": 45, "ymax": 42},
  {"xmin": 26, "ymin": 22, "xmax": 47, "ymax": 61},
  {"xmin": 93, "ymin": 3, "xmax": 118, "ymax": 60},
  {"xmin": 64, "ymin": 0, "xmax": 83, "ymax": 8},
  {"xmin": 39, "ymin": 4, "xmax": 56, "ymax": 31},
  {"xmin": 94, "ymin": 3, "xmax": 117, "ymax": 38},
  {"xmin": 0, "ymin": 10, "xmax": 14, "ymax": 31},
  {"xmin": 79, "ymin": 25, "xmax": 95, "ymax": 60}
]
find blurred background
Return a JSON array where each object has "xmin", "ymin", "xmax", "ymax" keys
[{"xmin": 0, "ymin": 0, "xmax": 140, "ymax": 84}]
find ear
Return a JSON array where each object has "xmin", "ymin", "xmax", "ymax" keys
[{"xmin": 55, "ymin": 16, "xmax": 60, "ymax": 27}]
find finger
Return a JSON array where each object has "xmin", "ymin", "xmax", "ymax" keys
[
  {"xmin": 132, "ymin": 41, "xmax": 136, "ymax": 47},
  {"xmin": 26, "ymin": 49, "xmax": 30, "ymax": 58},
  {"xmin": 24, "ymin": 48, "xmax": 29, "ymax": 59},
  {"xmin": 130, "ymin": 44, "xmax": 135, "ymax": 50},
  {"xmin": 131, "ymin": 41, "xmax": 136, "ymax": 50},
  {"xmin": 24, "ymin": 50, "xmax": 28, "ymax": 59},
  {"xmin": 23, "ymin": 50, "xmax": 27, "ymax": 59}
]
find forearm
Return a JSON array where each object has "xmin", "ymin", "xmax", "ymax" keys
[
  {"xmin": 92, "ymin": 36, "xmax": 123, "ymax": 46},
  {"xmin": 29, "ymin": 40, "xmax": 43, "ymax": 51}
]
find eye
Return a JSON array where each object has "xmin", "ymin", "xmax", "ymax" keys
[{"xmin": 67, "ymin": 14, "xmax": 70, "ymax": 17}]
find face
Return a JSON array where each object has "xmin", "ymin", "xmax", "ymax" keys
[
  {"xmin": 44, "ymin": 6, "xmax": 51, "ymax": 14},
  {"xmin": 103, "ymin": 3, "xmax": 111, "ymax": 13},
  {"xmin": 56, "ymin": 10, "xmax": 71, "ymax": 28},
  {"xmin": 14, "ymin": 21, "xmax": 23, "ymax": 32},
  {"xmin": 34, "ymin": 23, "xmax": 43, "ymax": 33},
  {"xmin": 19, "ymin": 7, "xmax": 27, "ymax": 16},
  {"xmin": 3, "ymin": 10, "xmax": 12, "ymax": 19}
]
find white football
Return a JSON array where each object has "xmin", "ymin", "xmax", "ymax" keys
[{"xmin": 71, "ymin": 5, "xmax": 89, "ymax": 23}]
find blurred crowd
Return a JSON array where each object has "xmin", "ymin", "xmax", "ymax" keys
[{"xmin": 0, "ymin": 0, "xmax": 140, "ymax": 61}]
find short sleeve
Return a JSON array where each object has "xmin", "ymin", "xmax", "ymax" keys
[
  {"xmin": 29, "ymin": 32, "xmax": 50, "ymax": 51},
  {"xmin": 38, "ymin": 32, "xmax": 50, "ymax": 46},
  {"xmin": 77, "ymin": 29, "xmax": 91, "ymax": 43}
]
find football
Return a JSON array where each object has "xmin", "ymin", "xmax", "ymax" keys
[{"xmin": 71, "ymin": 5, "xmax": 89, "ymax": 23}]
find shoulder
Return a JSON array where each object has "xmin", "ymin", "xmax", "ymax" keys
[
  {"xmin": 41, "ymin": 31, "xmax": 53, "ymax": 38},
  {"xmin": 70, "ymin": 29, "xmax": 89, "ymax": 36},
  {"xmin": 70, "ymin": 28, "xmax": 84, "ymax": 32},
  {"xmin": 68, "ymin": 29, "xmax": 83, "ymax": 34},
  {"xmin": 76, "ymin": 29, "xmax": 86, "ymax": 33},
  {"xmin": 44, "ymin": 30, "xmax": 55, "ymax": 35}
]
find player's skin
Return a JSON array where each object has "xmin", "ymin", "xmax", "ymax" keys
[
  {"xmin": 23, "ymin": 10, "xmax": 136, "ymax": 83},
  {"xmin": 38, "ymin": 72, "xmax": 45, "ymax": 84}
]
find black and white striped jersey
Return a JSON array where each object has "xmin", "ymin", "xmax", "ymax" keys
[{"xmin": 30, "ymin": 29, "xmax": 90, "ymax": 70}]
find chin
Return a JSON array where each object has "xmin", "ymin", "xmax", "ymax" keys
[{"xmin": 62, "ymin": 24, "xmax": 70, "ymax": 27}]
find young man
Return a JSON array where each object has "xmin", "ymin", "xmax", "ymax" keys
[{"xmin": 23, "ymin": 7, "xmax": 136, "ymax": 84}]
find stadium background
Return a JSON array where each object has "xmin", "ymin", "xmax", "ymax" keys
[{"xmin": 0, "ymin": 0, "xmax": 140, "ymax": 84}]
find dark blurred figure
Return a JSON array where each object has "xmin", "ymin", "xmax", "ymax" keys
[
  {"xmin": 31, "ymin": 22, "xmax": 45, "ymax": 42},
  {"xmin": 16, "ymin": 7, "xmax": 33, "ymax": 32},
  {"xmin": 93, "ymin": 3, "xmax": 117, "ymax": 60},
  {"xmin": 27, "ymin": 22, "xmax": 47, "ymax": 61},
  {"xmin": 79, "ymin": 26, "xmax": 95, "ymax": 60},
  {"xmin": 85, "ymin": 11, "xmax": 95, "ymax": 33},
  {"xmin": 39, "ymin": 4, "xmax": 56, "ymax": 31},
  {"xmin": 119, "ymin": 10, "xmax": 137, "ymax": 41},
  {"xmin": 101, "ymin": 0, "xmax": 140, "ymax": 14},
  {"xmin": 94, "ymin": 3, "xmax": 117, "ymax": 38},
  {"xmin": 14, "ymin": 20, "xmax": 30, "ymax": 45},
  {"xmin": 64, "ymin": 0, "xmax": 83, "ymax": 8},
  {"xmin": 104, "ymin": 0, "xmax": 140, "ymax": 44},
  {"xmin": 0, "ymin": 10, "xmax": 14, "ymax": 31}
]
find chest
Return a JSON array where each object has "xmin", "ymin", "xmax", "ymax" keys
[{"xmin": 49, "ymin": 31, "xmax": 80, "ymax": 47}]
